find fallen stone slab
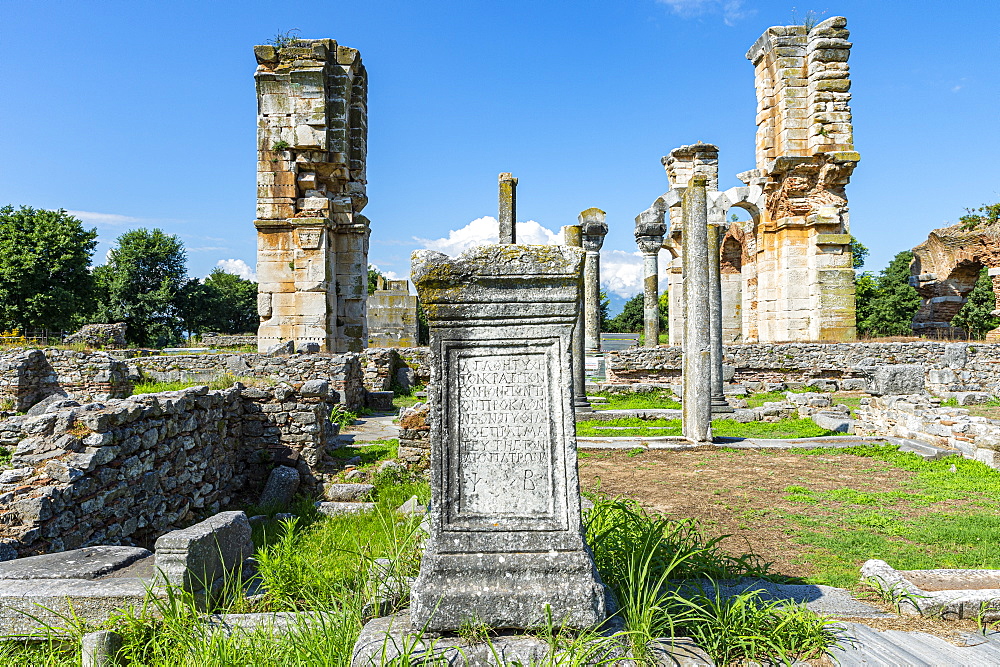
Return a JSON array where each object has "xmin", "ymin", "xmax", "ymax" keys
[
  {"xmin": 811, "ymin": 412, "xmax": 855, "ymax": 434},
  {"xmin": 204, "ymin": 611, "xmax": 333, "ymax": 637},
  {"xmin": 692, "ymin": 578, "xmax": 889, "ymax": 618},
  {"xmin": 351, "ymin": 610, "xmax": 629, "ymax": 666},
  {"xmin": 154, "ymin": 511, "xmax": 254, "ymax": 593},
  {"xmin": 862, "ymin": 559, "xmax": 1000, "ymax": 620},
  {"xmin": 0, "ymin": 577, "xmax": 157, "ymax": 635},
  {"xmin": 257, "ymin": 466, "xmax": 300, "ymax": 508},
  {"xmin": 647, "ymin": 637, "xmax": 714, "ymax": 666},
  {"xmin": 322, "ymin": 483, "xmax": 375, "ymax": 502},
  {"xmin": 885, "ymin": 437, "xmax": 959, "ymax": 461},
  {"xmin": 396, "ymin": 495, "xmax": 427, "ymax": 517},
  {"xmin": 315, "ymin": 501, "xmax": 377, "ymax": 517},
  {"xmin": 578, "ymin": 408, "xmax": 681, "ymax": 422},
  {"xmin": 830, "ymin": 621, "xmax": 1000, "ymax": 666},
  {"xmin": 0, "ymin": 546, "xmax": 151, "ymax": 581}
]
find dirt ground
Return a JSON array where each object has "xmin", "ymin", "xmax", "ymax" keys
[{"xmin": 577, "ymin": 447, "xmax": 905, "ymax": 581}]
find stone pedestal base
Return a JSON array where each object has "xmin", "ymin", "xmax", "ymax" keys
[
  {"xmin": 351, "ymin": 610, "xmax": 627, "ymax": 667},
  {"xmin": 411, "ymin": 550, "xmax": 605, "ymax": 632}
]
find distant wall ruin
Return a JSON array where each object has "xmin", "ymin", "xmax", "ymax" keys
[
  {"xmin": 910, "ymin": 226, "xmax": 1000, "ymax": 340},
  {"xmin": 253, "ymin": 38, "xmax": 370, "ymax": 353},
  {"xmin": 367, "ymin": 278, "xmax": 419, "ymax": 348}
]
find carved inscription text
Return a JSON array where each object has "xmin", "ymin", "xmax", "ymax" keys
[{"xmin": 454, "ymin": 351, "xmax": 552, "ymax": 517}]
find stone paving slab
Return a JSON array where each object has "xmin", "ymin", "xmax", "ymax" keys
[
  {"xmin": 0, "ymin": 577, "xmax": 158, "ymax": 635},
  {"xmin": 0, "ymin": 546, "xmax": 151, "ymax": 581},
  {"xmin": 830, "ymin": 622, "xmax": 1000, "ymax": 666}
]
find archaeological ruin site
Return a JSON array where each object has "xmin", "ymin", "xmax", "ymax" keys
[{"xmin": 6, "ymin": 13, "xmax": 1000, "ymax": 666}]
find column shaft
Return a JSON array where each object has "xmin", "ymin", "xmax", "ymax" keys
[
  {"xmin": 682, "ymin": 178, "xmax": 713, "ymax": 443},
  {"xmin": 643, "ymin": 252, "xmax": 659, "ymax": 347},
  {"xmin": 708, "ymin": 224, "xmax": 732, "ymax": 413}
]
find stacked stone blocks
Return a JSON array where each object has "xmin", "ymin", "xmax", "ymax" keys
[{"xmin": 254, "ymin": 38, "xmax": 370, "ymax": 353}]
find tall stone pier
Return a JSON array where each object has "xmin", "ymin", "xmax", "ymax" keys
[
  {"xmin": 682, "ymin": 177, "xmax": 713, "ymax": 443},
  {"xmin": 409, "ymin": 244, "xmax": 605, "ymax": 631},
  {"xmin": 580, "ymin": 208, "xmax": 608, "ymax": 354},
  {"xmin": 253, "ymin": 38, "xmax": 371, "ymax": 353}
]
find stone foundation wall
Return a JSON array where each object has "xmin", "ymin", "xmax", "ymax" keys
[
  {"xmin": 0, "ymin": 382, "xmax": 341, "ymax": 557},
  {"xmin": 0, "ymin": 349, "xmax": 131, "ymax": 412},
  {"xmin": 126, "ymin": 352, "xmax": 365, "ymax": 412},
  {"xmin": 854, "ymin": 395, "xmax": 1000, "ymax": 468},
  {"xmin": 361, "ymin": 347, "xmax": 431, "ymax": 392},
  {"xmin": 606, "ymin": 342, "xmax": 1000, "ymax": 394},
  {"xmin": 199, "ymin": 334, "xmax": 256, "ymax": 349}
]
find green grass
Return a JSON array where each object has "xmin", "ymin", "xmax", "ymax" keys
[
  {"xmin": 0, "ymin": 446, "xmax": 10, "ymax": 467},
  {"xmin": 589, "ymin": 390, "xmax": 681, "ymax": 411},
  {"xmin": 131, "ymin": 374, "xmax": 253, "ymax": 394},
  {"xmin": 576, "ymin": 417, "xmax": 841, "ymax": 439},
  {"xmin": 773, "ymin": 444, "xmax": 1000, "ymax": 588}
]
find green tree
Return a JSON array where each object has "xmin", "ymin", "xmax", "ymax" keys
[
  {"xmin": 959, "ymin": 202, "xmax": 1000, "ymax": 231},
  {"xmin": 177, "ymin": 269, "xmax": 258, "ymax": 335},
  {"xmin": 604, "ymin": 292, "xmax": 669, "ymax": 334},
  {"xmin": 850, "ymin": 235, "xmax": 869, "ymax": 271},
  {"xmin": 368, "ymin": 265, "xmax": 384, "ymax": 295},
  {"xmin": 0, "ymin": 206, "xmax": 98, "ymax": 332},
  {"xmin": 951, "ymin": 268, "xmax": 1000, "ymax": 339},
  {"xmin": 598, "ymin": 290, "xmax": 611, "ymax": 331},
  {"xmin": 856, "ymin": 251, "xmax": 921, "ymax": 338},
  {"xmin": 94, "ymin": 229, "xmax": 188, "ymax": 347}
]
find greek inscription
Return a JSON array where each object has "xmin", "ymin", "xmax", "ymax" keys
[{"xmin": 455, "ymin": 351, "xmax": 551, "ymax": 516}]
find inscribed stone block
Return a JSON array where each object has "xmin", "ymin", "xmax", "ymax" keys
[{"xmin": 409, "ymin": 244, "xmax": 605, "ymax": 631}]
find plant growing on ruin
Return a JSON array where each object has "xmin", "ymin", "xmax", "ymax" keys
[
  {"xmin": 959, "ymin": 202, "xmax": 1000, "ymax": 231},
  {"xmin": 271, "ymin": 140, "xmax": 290, "ymax": 151},
  {"xmin": 267, "ymin": 29, "xmax": 301, "ymax": 50},
  {"xmin": 329, "ymin": 404, "xmax": 357, "ymax": 430}
]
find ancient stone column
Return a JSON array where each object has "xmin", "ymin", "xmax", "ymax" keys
[
  {"xmin": 563, "ymin": 225, "xmax": 592, "ymax": 413},
  {"xmin": 634, "ymin": 206, "xmax": 666, "ymax": 347},
  {"xmin": 579, "ymin": 208, "xmax": 608, "ymax": 354},
  {"xmin": 498, "ymin": 173, "xmax": 517, "ymax": 244},
  {"xmin": 410, "ymin": 244, "xmax": 605, "ymax": 631},
  {"xmin": 708, "ymin": 223, "xmax": 733, "ymax": 414},
  {"xmin": 682, "ymin": 176, "xmax": 713, "ymax": 443}
]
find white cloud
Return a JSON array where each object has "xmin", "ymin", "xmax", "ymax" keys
[
  {"xmin": 600, "ymin": 249, "xmax": 671, "ymax": 299},
  {"xmin": 656, "ymin": 0, "xmax": 753, "ymax": 25},
  {"xmin": 66, "ymin": 210, "xmax": 142, "ymax": 227},
  {"xmin": 414, "ymin": 216, "xmax": 561, "ymax": 257},
  {"xmin": 369, "ymin": 263, "xmax": 400, "ymax": 281},
  {"xmin": 215, "ymin": 259, "xmax": 256, "ymax": 281}
]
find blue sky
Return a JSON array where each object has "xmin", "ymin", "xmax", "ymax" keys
[{"xmin": 2, "ymin": 0, "xmax": 998, "ymax": 312}]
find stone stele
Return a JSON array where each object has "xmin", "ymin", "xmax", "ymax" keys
[{"xmin": 408, "ymin": 244, "xmax": 606, "ymax": 631}]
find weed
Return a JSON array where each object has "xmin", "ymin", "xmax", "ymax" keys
[
  {"xmin": 861, "ymin": 575, "xmax": 925, "ymax": 614},
  {"xmin": 0, "ymin": 445, "xmax": 10, "ymax": 467},
  {"xmin": 271, "ymin": 140, "xmax": 291, "ymax": 151},
  {"xmin": 267, "ymin": 29, "xmax": 301, "ymax": 49},
  {"xmin": 329, "ymin": 404, "xmax": 358, "ymax": 430}
]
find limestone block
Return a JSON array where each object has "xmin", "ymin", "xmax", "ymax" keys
[
  {"xmin": 154, "ymin": 512, "xmax": 254, "ymax": 593},
  {"xmin": 258, "ymin": 466, "xmax": 300, "ymax": 508},
  {"xmin": 865, "ymin": 365, "xmax": 926, "ymax": 396}
]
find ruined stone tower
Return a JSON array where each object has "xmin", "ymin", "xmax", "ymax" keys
[
  {"xmin": 253, "ymin": 38, "xmax": 370, "ymax": 353},
  {"xmin": 742, "ymin": 16, "xmax": 859, "ymax": 342},
  {"xmin": 660, "ymin": 17, "xmax": 861, "ymax": 344}
]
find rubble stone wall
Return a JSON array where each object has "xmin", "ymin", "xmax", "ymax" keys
[
  {"xmin": 0, "ymin": 350, "xmax": 131, "ymax": 412},
  {"xmin": 606, "ymin": 342, "xmax": 1000, "ymax": 393},
  {"xmin": 130, "ymin": 352, "xmax": 364, "ymax": 411},
  {"xmin": 0, "ymin": 382, "xmax": 341, "ymax": 557},
  {"xmin": 854, "ymin": 395, "xmax": 1000, "ymax": 468},
  {"xmin": 199, "ymin": 333, "xmax": 257, "ymax": 349},
  {"xmin": 361, "ymin": 347, "xmax": 431, "ymax": 392}
]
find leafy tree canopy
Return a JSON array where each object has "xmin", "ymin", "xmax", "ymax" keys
[
  {"xmin": 0, "ymin": 206, "xmax": 98, "ymax": 332},
  {"xmin": 603, "ymin": 291, "xmax": 668, "ymax": 335},
  {"xmin": 850, "ymin": 235, "xmax": 869, "ymax": 271},
  {"xmin": 94, "ymin": 228, "xmax": 188, "ymax": 347},
  {"xmin": 855, "ymin": 251, "xmax": 921, "ymax": 338},
  {"xmin": 951, "ymin": 268, "xmax": 1000, "ymax": 339},
  {"xmin": 177, "ymin": 269, "xmax": 258, "ymax": 335}
]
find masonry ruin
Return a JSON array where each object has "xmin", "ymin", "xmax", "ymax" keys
[
  {"xmin": 253, "ymin": 38, "xmax": 370, "ymax": 353},
  {"xmin": 366, "ymin": 278, "xmax": 419, "ymax": 348},
  {"xmin": 646, "ymin": 16, "xmax": 859, "ymax": 345},
  {"xmin": 911, "ymin": 224, "xmax": 1000, "ymax": 340}
]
